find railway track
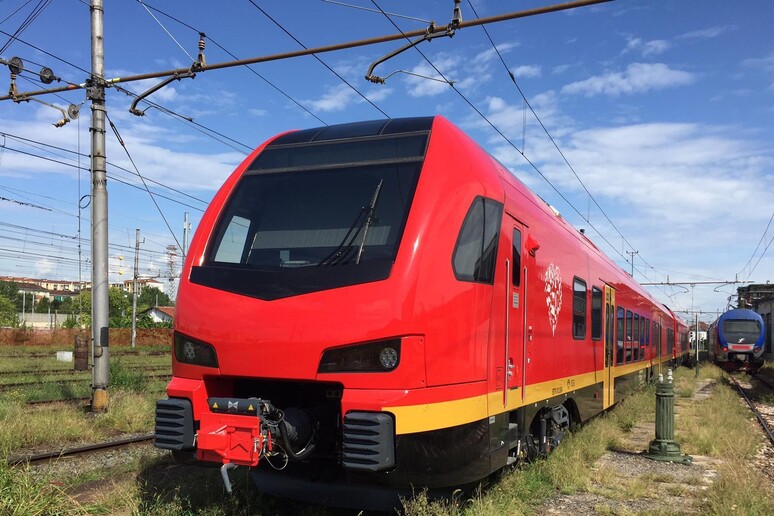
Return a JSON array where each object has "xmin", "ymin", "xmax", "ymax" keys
[
  {"xmin": 0, "ymin": 350, "xmax": 168, "ymax": 359},
  {"xmin": 0, "ymin": 373, "xmax": 171, "ymax": 391},
  {"xmin": 5, "ymin": 433, "xmax": 155, "ymax": 465},
  {"xmin": 729, "ymin": 374, "xmax": 774, "ymax": 446},
  {"xmin": 0, "ymin": 365, "xmax": 170, "ymax": 377}
]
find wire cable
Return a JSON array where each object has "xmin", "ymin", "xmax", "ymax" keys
[
  {"xmin": 137, "ymin": 0, "xmax": 195, "ymax": 62},
  {"xmin": 372, "ymin": 1, "xmax": 673, "ymax": 302},
  {"xmin": 1, "ymin": 130, "xmax": 211, "ymax": 205},
  {"xmin": 247, "ymin": 0, "xmax": 390, "ymax": 119},
  {"xmin": 137, "ymin": 0, "xmax": 327, "ymax": 126},
  {"xmin": 0, "ymin": 0, "xmax": 52, "ymax": 55},
  {"xmin": 106, "ymin": 113, "xmax": 184, "ymax": 253},
  {"xmin": 738, "ymin": 209, "xmax": 774, "ymax": 280},
  {"xmin": 464, "ymin": 0, "xmax": 659, "ymax": 277}
]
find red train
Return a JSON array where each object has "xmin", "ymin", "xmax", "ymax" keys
[{"xmin": 155, "ymin": 116, "xmax": 689, "ymax": 509}]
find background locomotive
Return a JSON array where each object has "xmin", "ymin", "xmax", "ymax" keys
[
  {"xmin": 708, "ymin": 308, "xmax": 765, "ymax": 372},
  {"xmin": 154, "ymin": 116, "xmax": 689, "ymax": 510}
]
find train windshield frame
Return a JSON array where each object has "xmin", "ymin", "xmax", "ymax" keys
[
  {"xmin": 191, "ymin": 132, "xmax": 428, "ymax": 301},
  {"xmin": 722, "ymin": 319, "xmax": 762, "ymax": 344}
]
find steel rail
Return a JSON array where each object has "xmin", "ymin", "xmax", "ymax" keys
[
  {"xmin": 25, "ymin": 396, "xmax": 91, "ymax": 406},
  {"xmin": 6, "ymin": 433, "xmax": 155, "ymax": 465},
  {"xmin": 0, "ymin": 365, "xmax": 169, "ymax": 377},
  {"xmin": 0, "ymin": 0, "xmax": 612, "ymax": 101},
  {"xmin": 729, "ymin": 374, "xmax": 774, "ymax": 446},
  {"xmin": 0, "ymin": 373, "xmax": 171, "ymax": 390}
]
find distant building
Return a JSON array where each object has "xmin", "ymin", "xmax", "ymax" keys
[
  {"xmin": 116, "ymin": 277, "xmax": 166, "ymax": 295},
  {"xmin": 144, "ymin": 306, "xmax": 175, "ymax": 324},
  {"xmin": 737, "ymin": 283, "xmax": 774, "ymax": 357},
  {"xmin": 1, "ymin": 276, "xmax": 88, "ymax": 302}
]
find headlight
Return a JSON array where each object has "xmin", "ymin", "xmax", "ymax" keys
[
  {"xmin": 318, "ymin": 339, "xmax": 401, "ymax": 373},
  {"xmin": 174, "ymin": 332, "xmax": 219, "ymax": 367}
]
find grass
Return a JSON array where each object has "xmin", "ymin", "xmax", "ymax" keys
[
  {"xmin": 703, "ymin": 463, "xmax": 774, "ymax": 515},
  {"xmin": 3, "ymin": 360, "xmax": 774, "ymax": 515},
  {"xmin": 0, "ymin": 459, "xmax": 86, "ymax": 515}
]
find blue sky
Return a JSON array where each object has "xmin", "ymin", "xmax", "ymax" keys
[{"xmin": 0, "ymin": 0, "xmax": 772, "ymax": 321}]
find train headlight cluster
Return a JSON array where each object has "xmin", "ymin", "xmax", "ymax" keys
[
  {"xmin": 318, "ymin": 339, "xmax": 401, "ymax": 373},
  {"xmin": 174, "ymin": 332, "xmax": 219, "ymax": 368},
  {"xmin": 379, "ymin": 346, "xmax": 399, "ymax": 369}
]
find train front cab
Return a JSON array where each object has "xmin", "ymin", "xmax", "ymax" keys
[{"xmin": 154, "ymin": 116, "xmax": 673, "ymax": 509}]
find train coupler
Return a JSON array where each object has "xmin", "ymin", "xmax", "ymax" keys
[{"xmin": 196, "ymin": 397, "xmax": 316, "ymax": 491}]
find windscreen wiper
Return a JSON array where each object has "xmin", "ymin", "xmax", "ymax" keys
[
  {"xmin": 317, "ymin": 179, "xmax": 383, "ymax": 267},
  {"xmin": 356, "ymin": 179, "xmax": 383, "ymax": 264}
]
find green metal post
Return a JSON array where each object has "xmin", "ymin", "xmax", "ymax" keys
[{"xmin": 644, "ymin": 369, "xmax": 692, "ymax": 463}]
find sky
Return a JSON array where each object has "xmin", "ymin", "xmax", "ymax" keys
[{"xmin": 0, "ymin": 0, "xmax": 772, "ymax": 322}]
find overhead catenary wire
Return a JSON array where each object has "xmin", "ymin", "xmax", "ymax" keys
[
  {"xmin": 106, "ymin": 113, "xmax": 184, "ymax": 253},
  {"xmin": 370, "ymin": 0, "xmax": 683, "ymax": 309},
  {"xmin": 0, "ymin": 143, "xmax": 206, "ymax": 212},
  {"xmin": 0, "ymin": 0, "xmax": 613, "ymax": 101},
  {"xmin": 137, "ymin": 0, "xmax": 327, "ymax": 126},
  {"xmin": 462, "ymin": 0, "xmax": 665, "ymax": 285},
  {"xmin": 0, "ymin": 131, "xmax": 210, "ymax": 207},
  {"xmin": 738, "ymin": 209, "xmax": 774, "ymax": 281},
  {"xmin": 0, "ymin": 27, "xmax": 257, "ymax": 154},
  {"xmin": 0, "ymin": 0, "xmax": 52, "ymax": 55},
  {"xmin": 245, "ymin": 0, "xmax": 390, "ymax": 119}
]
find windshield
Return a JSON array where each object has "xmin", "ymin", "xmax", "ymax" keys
[
  {"xmin": 722, "ymin": 319, "xmax": 761, "ymax": 344},
  {"xmin": 191, "ymin": 130, "xmax": 427, "ymax": 300}
]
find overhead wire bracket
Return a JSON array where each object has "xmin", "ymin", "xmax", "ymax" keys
[
  {"xmin": 2, "ymin": 56, "xmax": 78, "ymax": 127},
  {"xmin": 365, "ymin": 0, "xmax": 462, "ymax": 84},
  {"xmin": 130, "ymin": 33, "xmax": 207, "ymax": 116}
]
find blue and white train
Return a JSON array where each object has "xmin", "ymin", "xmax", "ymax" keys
[{"xmin": 708, "ymin": 308, "xmax": 766, "ymax": 372}]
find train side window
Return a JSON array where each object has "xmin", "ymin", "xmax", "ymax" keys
[
  {"xmin": 213, "ymin": 215, "xmax": 251, "ymax": 263},
  {"xmin": 616, "ymin": 307, "xmax": 625, "ymax": 364},
  {"xmin": 591, "ymin": 287, "xmax": 602, "ymax": 340},
  {"xmin": 626, "ymin": 310, "xmax": 633, "ymax": 362},
  {"xmin": 644, "ymin": 317, "xmax": 650, "ymax": 348},
  {"xmin": 572, "ymin": 278, "xmax": 587, "ymax": 339},
  {"xmin": 633, "ymin": 314, "xmax": 640, "ymax": 361},
  {"xmin": 512, "ymin": 229, "xmax": 521, "ymax": 287},
  {"xmin": 452, "ymin": 197, "xmax": 504, "ymax": 284}
]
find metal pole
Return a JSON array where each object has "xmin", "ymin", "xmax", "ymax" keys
[
  {"xmin": 695, "ymin": 313, "xmax": 700, "ymax": 377},
  {"xmin": 131, "ymin": 229, "xmax": 140, "ymax": 348},
  {"xmin": 90, "ymin": 0, "xmax": 109, "ymax": 412},
  {"xmin": 182, "ymin": 212, "xmax": 190, "ymax": 259}
]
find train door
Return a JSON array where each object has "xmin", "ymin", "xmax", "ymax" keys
[
  {"xmin": 503, "ymin": 220, "xmax": 526, "ymax": 407},
  {"xmin": 604, "ymin": 285, "xmax": 615, "ymax": 407}
]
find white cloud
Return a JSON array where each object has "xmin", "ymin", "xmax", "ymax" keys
[
  {"xmin": 561, "ymin": 63, "xmax": 694, "ymax": 97},
  {"xmin": 301, "ymin": 85, "xmax": 356, "ymax": 112},
  {"xmin": 678, "ymin": 25, "xmax": 736, "ymax": 40},
  {"xmin": 742, "ymin": 52, "xmax": 774, "ymax": 73},
  {"xmin": 623, "ymin": 37, "xmax": 671, "ymax": 57},
  {"xmin": 513, "ymin": 65, "xmax": 542, "ymax": 79}
]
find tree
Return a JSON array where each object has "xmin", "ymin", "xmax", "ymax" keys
[
  {"xmin": 0, "ymin": 280, "xmax": 19, "ymax": 300},
  {"xmin": 34, "ymin": 297, "xmax": 51, "ymax": 314},
  {"xmin": 108, "ymin": 287, "xmax": 131, "ymax": 318},
  {"xmin": 0, "ymin": 295, "xmax": 18, "ymax": 327},
  {"xmin": 138, "ymin": 287, "xmax": 171, "ymax": 311}
]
